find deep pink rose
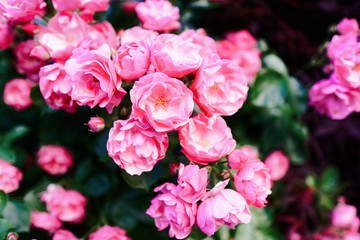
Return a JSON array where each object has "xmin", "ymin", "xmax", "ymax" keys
[
  {"xmin": 53, "ymin": 229, "xmax": 78, "ymax": 240},
  {"xmin": 0, "ymin": 0, "xmax": 46, "ymax": 23},
  {"xmin": 114, "ymin": 40, "xmax": 151, "ymax": 81},
  {"xmin": 88, "ymin": 117, "xmax": 105, "ymax": 132},
  {"xmin": 197, "ymin": 180, "xmax": 251, "ymax": 236},
  {"xmin": 338, "ymin": 18, "xmax": 359, "ymax": 36},
  {"xmin": 334, "ymin": 43, "xmax": 360, "ymax": 88},
  {"xmin": 150, "ymin": 34, "xmax": 202, "ymax": 78},
  {"xmin": 3, "ymin": 78, "xmax": 33, "ymax": 111},
  {"xmin": 264, "ymin": 150, "xmax": 290, "ymax": 181},
  {"xmin": 31, "ymin": 211, "xmax": 62, "ymax": 233},
  {"xmin": 88, "ymin": 225, "xmax": 131, "ymax": 240},
  {"xmin": 120, "ymin": 26, "xmax": 158, "ymax": 45},
  {"xmin": 179, "ymin": 113, "xmax": 236, "ymax": 165},
  {"xmin": 331, "ymin": 198, "xmax": 360, "ymax": 230},
  {"xmin": 0, "ymin": 18, "xmax": 14, "ymax": 50},
  {"xmin": 179, "ymin": 28, "xmax": 217, "ymax": 58},
  {"xmin": 37, "ymin": 145, "xmax": 73, "ymax": 175},
  {"xmin": 52, "ymin": 0, "xmax": 81, "ymax": 11},
  {"xmin": 0, "ymin": 159, "xmax": 22, "ymax": 193},
  {"xmin": 327, "ymin": 34, "xmax": 357, "ymax": 61},
  {"xmin": 146, "ymin": 183, "xmax": 197, "ymax": 239},
  {"xmin": 65, "ymin": 44, "xmax": 126, "ymax": 113},
  {"xmin": 190, "ymin": 54, "xmax": 248, "ymax": 116},
  {"xmin": 107, "ymin": 117, "xmax": 169, "ymax": 175},
  {"xmin": 130, "ymin": 72, "xmax": 194, "ymax": 132},
  {"xmin": 135, "ymin": 0, "xmax": 180, "ymax": 31}
]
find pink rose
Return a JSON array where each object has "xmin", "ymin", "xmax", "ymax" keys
[
  {"xmin": 130, "ymin": 72, "xmax": 194, "ymax": 132},
  {"xmin": 120, "ymin": 26, "xmax": 158, "ymax": 45},
  {"xmin": 0, "ymin": 18, "xmax": 14, "ymax": 50},
  {"xmin": 81, "ymin": 0, "xmax": 111, "ymax": 12},
  {"xmin": 85, "ymin": 21, "xmax": 119, "ymax": 50},
  {"xmin": 39, "ymin": 63, "xmax": 77, "ymax": 113},
  {"xmin": 264, "ymin": 150, "xmax": 290, "ymax": 181},
  {"xmin": 3, "ymin": 78, "xmax": 33, "ymax": 111},
  {"xmin": 338, "ymin": 18, "xmax": 359, "ymax": 36},
  {"xmin": 107, "ymin": 117, "xmax": 168, "ymax": 175},
  {"xmin": 179, "ymin": 28, "xmax": 217, "ymax": 58},
  {"xmin": 146, "ymin": 183, "xmax": 197, "ymax": 239},
  {"xmin": 31, "ymin": 211, "xmax": 62, "ymax": 233},
  {"xmin": 52, "ymin": 0, "xmax": 81, "ymax": 11},
  {"xmin": 197, "ymin": 180, "xmax": 251, "ymax": 236},
  {"xmin": 190, "ymin": 54, "xmax": 248, "ymax": 116},
  {"xmin": 135, "ymin": 0, "xmax": 180, "ymax": 32},
  {"xmin": 179, "ymin": 113, "xmax": 236, "ymax": 165},
  {"xmin": 37, "ymin": 145, "xmax": 73, "ymax": 175},
  {"xmin": 331, "ymin": 198, "xmax": 360, "ymax": 230},
  {"xmin": 0, "ymin": 0, "xmax": 46, "ymax": 23},
  {"xmin": 327, "ymin": 34, "xmax": 357, "ymax": 61},
  {"xmin": 343, "ymin": 232, "xmax": 360, "ymax": 240},
  {"xmin": 114, "ymin": 40, "xmax": 150, "ymax": 81},
  {"xmin": 176, "ymin": 163, "xmax": 208, "ymax": 203},
  {"xmin": 334, "ymin": 43, "xmax": 360, "ymax": 88},
  {"xmin": 150, "ymin": 34, "xmax": 202, "ymax": 78},
  {"xmin": 41, "ymin": 184, "xmax": 87, "ymax": 223},
  {"xmin": 88, "ymin": 117, "xmax": 105, "ymax": 132},
  {"xmin": 53, "ymin": 229, "xmax": 78, "ymax": 240},
  {"xmin": 14, "ymin": 40, "xmax": 46, "ymax": 77},
  {"xmin": 22, "ymin": 23, "xmax": 40, "ymax": 36},
  {"xmin": 88, "ymin": 225, "xmax": 131, "ymax": 240},
  {"xmin": 0, "ymin": 159, "xmax": 22, "ymax": 193},
  {"xmin": 65, "ymin": 44, "xmax": 126, "ymax": 113},
  {"xmin": 238, "ymin": 145, "xmax": 259, "ymax": 160},
  {"xmin": 225, "ymin": 30, "xmax": 258, "ymax": 50}
]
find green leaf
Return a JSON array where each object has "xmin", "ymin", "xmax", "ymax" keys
[
  {"xmin": 263, "ymin": 54, "xmax": 288, "ymax": 76},
  {"xmin": 1, "ymin": 126, "xmax": 29, "ymax": 147},
  {"xmin": 217, "ymin": 225, "xmax": 230, "ymax": 240},
  {"xmin": 85, "ymin": 173, "xmax": 111, "ymax": 197},
  {"xmin": 105, "ymin": 200, "xmax": 138, "ymax": 231},
  {"xmin": 121, "ymin": 162, "xmax": 162, "ymax": 191},
  {"xmin": 0, "ymin": 191, "xmax": 8, "ymax": 215},
  {"xmin": 287, "ymin": 77, "xmax": 308, "ymax": 115},
  {"xmin": 320, "ymin": 166, "xmax": 340, "ymax": 193},
  {"xmin": 2, "ymin": 202, "xmax": 30, "ymax": 232},
  {"xmin": 0, "ymin": 218, "xmax": 12, "ymax": 240},
  {"xmin": 250, "ymin": 207, "xmax": 274, "ymax": 228},
  {"xmin": 0, "ymin": 148, "xmax": 16, "ymax": 164},
  {"xmin": 285, "ymin": 137, "xmax": 307, "ymax": 165}
]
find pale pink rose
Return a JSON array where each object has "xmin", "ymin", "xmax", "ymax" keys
[
  {"xmin": 14, "ymin": 40, "xmax": 46, "ymax": 77},
  {"xmin": 88, "ymin": 225, "xmax": 131, "ymax": 240},
  {"xmin": 331, "ymin": 198, "xmax": 360, "ymax": 230},
  {"xmin": 41, "ymin": 184, "xmax": 87, "ymax": 223},
  {"xmin": 88, "ymin": 117, "xmax": 105, "ymax": 132},
  {"xmin": 135, "ymin": 0, "xmax": 180, "ymax": 32},
  {"xmin": 179, "ymin": 29, "xmax": 217, "ymax": 58},
  {"xmin": 264, "ymin": 150, "xmax": 290, "ymax": 181},
  {"xmin": 114, "ymin": 40, "xmax": 150, "ymax": 81},
  {"xmin": 338, "ymin": 18, "xmax": 359, "ymax": 36},
  {"xmin": 81, "ymin": 0, "xmax": 110, "ymax": 12},
  {"xmin": 0, "ymin": 19, "xmax": 14, "ymax": 50},
  {"xmin": 39, "ymin": 63, "xmax": 77, "ymax": 113},
  {"xmin": 0, "ymin": 159, "xmax": 22, "ymax": 193},
  {"xmin": 197, "ymin": 180, "xmax": 251, "ymax": 236},
  {"xmin": 65, "ymin": 44, "xmax": 126, "ymax": 113},
  {"xmin": 53, "ymin": 229, "xmax": 78, "ymax": 240},
  {"xmin": 30, "ymin": 46, "xmax": 50, "ymax": 61},
  {"xmin": 225, "ymin": 30, "xmax": 258, "ymax": 50},
  {"xmin": 327, "ymin": 34, "xmax": 357, "ymax": 61},
  {"xmin": 230, "ymin": 150, "xmax": 272, "ymax": 208},
  {"xmin": 120, "ymin": 26, "xmax": 158, "ymax": 45},
  {"xmin": 3, "ymin": 78, "xmax": 33, "ymax": 111},
  {"xmin": 37, "ymin": 145, "xmax": 73, "ymax": 175},
  {"xmin": 0, "ymin": 0, "xmax": 46, "ymax": 23},
  {"xmin": 52, "ymin": 0, "xmax": 81, "ymax": 11},
  {"xmin": 150, "ymin": 34, "xmax": 202, "ymax": 78},
  {"xmin": 343, "ymin": 232, "xmax": 360, "ymax": 240},
  {"xmin": 190, "ymin": 54, "xmax": 248, "ymax": 116},
  {"xmin": 176, "ymin": 163, "xmax": 208, "ymax": 203},
  {"xmin": 309, "ymin": 76, "xmax": 360, "ymax": 120},
  {"xmin": 334, "ymin": 43, "xmax": 360, "ymax": 88},
  {"xmin": 238, "ymin": 145, "xmax": 259, "ymax": 160},
  {"xmin": 31, "ymin": 211, "xmax": 62, "ymax": 233},
  {"xmin": 84, "ymin": 21, "xmax": 118, "ymax": 50},
  {"xmin": 146, "ymin": 183, "xmax": 197, "ymax": 239},
  {"xmin": 179, "ymin": 113, "xmax": 236, "ymax": 165},
  {"xmin": 130, "ymin": 72, "xmax": 194, "ymax": 132},
  {"xmin": 38, "ymin": 11, "xmax": 90, "ymax": 61},
  {"xmin": 107, "ymin": 117, "xmax": 169, "ymax": 175}
]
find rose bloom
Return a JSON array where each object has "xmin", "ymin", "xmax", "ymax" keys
[
  {"xmin": 343, "ymin": 232, "xmax": 360, "ymax": 240},
  {"xmin": 326, "ymin": 34, "xmax": 357, "ymax": 61},
  {"xmin": 39, "ymin": 63, "xmax": 77, "ymax": 113},
  {"xmin": 179, "ymin": 28, "xmax": 217, "ymax": 58},
  {"xmin": 88, "ymin": 225, "xmax": 131, "ymax": 240},
  {"xmin": 31, "ymin": 211, "xmax": 62, "ymax": 233},
  {"xmin": 197, "ymin": 180, "xmax": 251, "ymax": 236},
  {"xmin": 146, "ymin": 183, "xmax": 197, "ymax": 239},
  {"xmin": 0, "ymin": 159, "xmax": 22, "ymax": 193},
  {"xmin": 114, "ymin": 40, "xmax": 150, "ymax": 81},
  {"xmin": 14, "ymin": 40, "xmax": 46, "ymax": 77},
  {"xmin": 338, "ymin": 18, "xmax": 359, "ymax": 36},
  {"xmin": 85, "ymin": 21, "xmax": 119, "ymax": 50},
  {"xmin": 334, "ymin": 43, "xmax": 360, "ymax": 88},
  {"xmin": 190, "ymin": 54, "xmax": 248, "ymax": 116},
  {"xmin": 238, "ymin": 145, "xmax": 259, "ymax": 160},
  {"xmin": 3, "ymin": 78, "xmax": 33, "ymax": 111},
  {"xmin": 81, "ymin": 0, "xmax": 111, "ymax": 12},
  {"xmin": 179, "ymin": 113, "xmax": 236, "ymax": 165},
  {"xmin": 0, "ymin": 18, "xmax": 14, "ymax": 50},
  {"xmin": 130, "ymin": 72, "xmax": 194, "ymax": 133},
  {"xmin": 0, "ymin": 0, "xmax": 46, "ymax": 23},
  {"xmin": 41, "ymin": 184, "xmax": 87, "ymax": 223},
  {"xmin": 88, "ymin": 117, "xmax": 105, "ymax": 132},
  {"xmin": 52, "ymin": 0, "xmax": 81, "ymax": 11},
  {"xmin": 120, "ymin": 26, "xmax": 159, "ymax": 45},
  {"xmin": 37, "ymin": 145, "xmax": 74, "ymax": 175},
  {"xmin": 331, "ymin": 198, "xmax": 360, "ymax": 230},
  {"xmin": 107, "ymin": 117, "xmax": 168, "ymax": 175},
  {"xmin": 65, "ymin": 44, "xmax": 126, "ymax": 113},
  {"xmin": 176, "ymin": 163, "xmax": 208, "ymax": 203},
  {"xmin": 53, "ymin": 229, "xmax": 78, "ymax": 240},
  {"xmin": 309, "ymin": 76, "xmax": 360, "ymax": 120},
  {"xmin": 264, "ymin": 150, "xmax": 290, "ymax": 181},
  {"xmin": 150, "ymin": 34, "xmax": 202, "ymax": 78},
  {"xmin": 135, "ymin": 0, "xmax": 180, "ymax": 32}
]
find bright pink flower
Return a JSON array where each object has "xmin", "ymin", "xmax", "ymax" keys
[
  {"xmin": 0, "ymin": 159, "xmax": 22, "ymax": 193},
  {"xmin": 81, "ymin": 0, "xmax": 110, "ymax": 12},
  {"xmin": 3, "ymin": 78, "xmax": 33, "ymax": 111},
  {"xmin": 120, "ymin": 26, "xmax": 158, "ymax": 45},
  {"xmin": 179, "ymin": 113, "xmax": 236, "ymax": 165},
  {"xmin": 22, "ymin": 23, "xmax": 40, "ymax": 36},
  {"xmin": 30, "ymin": 46, "xmax": 50, "ymax": 61},
  {"xmin": 114, "ymin": 40, "xmax": 151, "ymax": 81},
  {"xmin": 0, "ymin": 0, "xmax": 46, "ymax": 23},
  {"xmin": 146, "ymin": 183, "xmax": 197, "ymax": 239},
  {"xmin": 80, "ymin": 8, "xmax": 94, "ymax": 22},
  {"xmin": 0, "ymin": 19, "xmax": 14, "ymax": 50},
  {"xmin": 238, "ymin": 145, "xmax": 259, "ymax": 160},
  {"xmin": 88, "ymin": 225, "xmax": 131, "ymax": 240},
  {"xmin": 130, "ymin": 72, "xmax": 194, "ymax": 132},
  {"xmin": 190, "ymin": 54, "xmax": 248, "ymax": 116},
  {"xmin": 41, "ymin": 184, "xmax": 87, "ymax": 223},
  {"xmin": 123, "ymin": 1, "xmax": 138, "ymax": 14},
  {"xmin": 107, "ymin": 117, "xmax": 168, "ymax": 175},
  {"xmin": 65, "ymin": 44, "xmax": 126, "ymax": 113},
  {"xmin": 309, "ymin": 76, "xmax": 360, "ymax": 120},
  {"xmin": 343, "ymin": 232, "xmax": 360, "ymax": 240},
  {"xmin": 225, "ymin": 30, "xmax": 258, "ymax": 50},
  {"xmin": 338, "ymin": 18, "xmax": 359, "ymax": 36},
  {"xmin": 176, "ymin": 163, "xmax": 208, "ymax": 203},
  {"xmin": 331, "ymin": 198, "xmax": 360, "ymax": 230},
  {"xmin": 88, "ymin": 117, "xmax": 105, "ymax": 132},
  {"xmin": 327, "ymin": 34, "xmax": 357, "ymax": 61},
  {"xmin": 179, "ymin": 28, "xmax": 217, "ymax": 58},
  {"xmin": 53, "ymin": 229, "xmax": 78, "ymax": 240},
  {"xmin": 150, "ymin": 34, "xmax": 202, "ymax": 78},
  {"xmin": 85, "ymin": 21, "xmax": 119, "ymax": 50},
  {"xmin": 14, "ymin": 40, "xmax": 46, "ymax": 77},
  {"xmin": 37, "ymin": 145, "xmax": 73, "ymax": 175},
  {"xmin": 334, "ymin": 43, "xmax": 360, "ymax": 88},
  {"xmin": 135, "ymin": 0, "xmax": 180, "ymax": 32},
  {"xmin": 197, "ymin": 180, "xmax": 251, "ymax": 236},
  {"xmin": 31, "ymin": 211, "xmax": 62, "ymax": 233},
  {"xmin": 52, "ymin": 0, "xmax": 81, "ymax": 10},
  {"xmin": 264, "ymin": 150, "xmax": 290, "ymax": 181}
]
